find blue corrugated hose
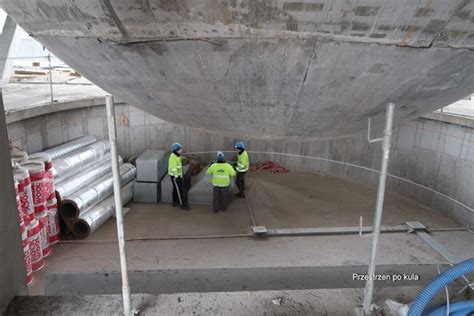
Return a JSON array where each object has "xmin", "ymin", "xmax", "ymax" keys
[
  {"xmin": 427, "ymin": 300, "xmax": 474, "ymax": 316},
  {"xmin": 408, "ymin": 258, "xmax": 474, "ymax": 316}
]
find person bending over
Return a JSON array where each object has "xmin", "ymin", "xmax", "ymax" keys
[{"xmin": 207, "ymin": 151, "xmax": 236, "ymax": 213}]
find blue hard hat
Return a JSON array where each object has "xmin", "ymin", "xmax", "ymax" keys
[
  {"xmin": 216, "ymin": 151, "xmax": 225, "ymax": 160},
  {"xmin": 172, "ymin": 143, "xmax": 182, "ymax": 152},
  {"xmin": 235, "ymin": 141, "xmax": 245, "ymax": 149}
]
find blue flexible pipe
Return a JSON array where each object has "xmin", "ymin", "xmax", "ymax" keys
[
  {"xmin": 408, "ymin": 258, "xmax": 474, "ymax": 316},
  {"xmin": 427, "ymin": 300, "xmax": 474, "ymax": 316}
]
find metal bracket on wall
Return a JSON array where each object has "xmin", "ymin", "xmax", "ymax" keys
[{"xmin": 367, "ymin": 116, "xmax": 384, "ymax": 143}]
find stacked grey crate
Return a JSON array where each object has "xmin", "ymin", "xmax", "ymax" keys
[{"xmin": 133, "ymin": 150, "xmax": 169, "ymax": 203}]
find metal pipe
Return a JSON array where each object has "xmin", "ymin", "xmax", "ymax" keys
[
  {"xmin": 106, "ymin": 95, "xmax": 132, "ymax": 316},
  {"xmin": 48, "ymin": 53, "xmax": 53, "ymax": 104},
  {"xmin": 44, "ymin": 136, "xmax": 97, "ymax": 160},
  {"xmin": 60, "ymin": 163, "xmax": 136, "ymax": 220},
  {"xmin": 55, "ymin": 155, "xmax": 123, "ymax": 202},
  {"xmin": 363, "ymin": 103, "xmax": 395, "ymax": 314},
  {"xmin": 72, "ymin": 181, "xmax": 133, "ymax": 239},
  {"xmin": 52, "ymin": 140, "xmax": 110, "ymax": 183}
]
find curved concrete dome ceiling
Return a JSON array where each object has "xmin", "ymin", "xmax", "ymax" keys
[{"xmin": 2, "ymin": 0, "xmax": 474, "ymax": 139}]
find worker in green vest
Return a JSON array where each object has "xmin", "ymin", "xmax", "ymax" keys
[
  {"xmin": 207, "ymin": 151, "xmax": 236, "ymax": 213},
  {"xmin": 234, "ymin": 141, "xmax": 249, "ymax": 198},
  {"xmin": 168, "ymin": 143, "xmax": 190, "ymax": 211}
]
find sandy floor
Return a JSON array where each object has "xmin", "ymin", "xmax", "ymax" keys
[
  {"xmin": 83, "ymin": 170, "xmax": 460, "ymax": 241},
  {"xmin": 25, "ymin": 170, "xmax": 470, "ymax": 296},
  {"xmin": 247, "ymin": 170, "xmax": 461, "ymax": 229}
]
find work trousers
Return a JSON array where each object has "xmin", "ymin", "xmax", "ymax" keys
[
  {"xmin": 236, "ymin": 171, "xmax": 246, "ymax": 194},
  {"xmin": 171, "ymin": 176, "xmax": 189, "ymax": 207},
  {"xmin": 213, "ymin": 186, "xmax": 229, "ymax": 212}
]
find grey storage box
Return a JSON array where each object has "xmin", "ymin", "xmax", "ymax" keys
[
  {"xmin": 133, "ymin": 181, "xmax": 160, "ymax": 203},
  {"xmin": 160, "ymin": 165, "xmax": 191, "ymax": 204},
  {"xmin": 136, "ymin": 150, "xmax": 169, "ymax": 182}
]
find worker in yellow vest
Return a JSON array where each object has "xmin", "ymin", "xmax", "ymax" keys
[
  {"xmin": 207, "ymin": 151, "xmax": 236, "ymax": 213},
  {"xmin": 168, "ymin": 143, "xmax": 190, "ymax": 211},
  {"xmin": 234, "ymin": 141, "xmax": 249, "ymax": 198}
]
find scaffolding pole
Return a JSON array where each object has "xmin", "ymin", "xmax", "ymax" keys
[
  {"xmin": 363, "ymin": 103, "xmax": 395, "ymax": 314},
  {"xmin": 105, "ymin": 95, "xmax": 132, "ymax": 316},
  {"xmin": 48, "ymin": 53, "xmax": 53, "ymax": 104}
]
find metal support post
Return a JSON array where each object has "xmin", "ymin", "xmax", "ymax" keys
[
  {"xmin": 362, "ymin": 103, "xmax": 395, "ymax": 314},
  {"xmin": 105, "ymin": 95, "xmax": 132, "ymax": 316},
  {"xmin": 48, "ymin": 53, "xmax": 53, "ymax": 104}
]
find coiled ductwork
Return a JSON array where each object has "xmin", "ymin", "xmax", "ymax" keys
[
  {"xmin": 44, "ymin": 136, "xmax": 97, "ymax": 160},
  {"xmin": 52, "ymin": 141, "xmax": 110, "ymax": 182},
  {"xmin": 55, "ymin": 156, "xmax": 123, "ymax": 203},
  {"xmin": 60, "ymin": 163, "xmax": 136, "ymax": 220},
  {"xmin": 72, "ymin": 181, "xmax": 134, "ymax": 239}
]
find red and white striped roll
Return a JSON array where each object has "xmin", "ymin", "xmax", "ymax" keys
[
  {"xmin": 21, "ymin": 225, "xmax": 33, "ymax": 285},
  {"xmin": 36, "ymin": 211, "xmax": 51, "ymax": 257},
  {"xmin": 29, "ymin": 153, "xmax": 55, "ymax": 201},
  {"xmin": 14, "ymin": 180, "xmax": 25, "ymax": 228},
  {"xmin": 13, "ymin": 168, "xmax": 35, "ymax": 225},
  {"xmin": 46, "ymin": 198, "xmax": 61, "ymax": 244},
  {"xmin": 27, "ymin": 218, "xmax": 44, "ymax": 272},
  {"xmin": 21, "ymin": 161, "xmax": 48, "ymax": 215}
]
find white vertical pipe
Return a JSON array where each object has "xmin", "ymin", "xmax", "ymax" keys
[
  {"xmin": 362, "ymin": 103, "xmax": 395, "ymax": 314},
  {"xmin": 48, "ymin": 53, "xmax": 53, "ymax": 104},
  {"xmin": 105, "ymin": 95, "xmax": 132, "ymax": 316}
]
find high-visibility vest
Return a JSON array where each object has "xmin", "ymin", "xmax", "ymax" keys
[
  {"xmin": 207, "ymin": 162, "xmax": 236, "ymax": 187},
  {"xmin": 168, "ymin": 152, "xmax": 183, "ymax": 177},
  {"xmin": 236, "ymin": 150, "xmax": 249, "ymax": 172}
]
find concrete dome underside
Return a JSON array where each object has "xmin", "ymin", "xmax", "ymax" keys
[{"xmin": 2, "ymin": 0, "xmax": 474, "ymax": 139}]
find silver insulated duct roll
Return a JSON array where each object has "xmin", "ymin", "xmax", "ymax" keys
[
  {"xmin": 44, "ymin": 136, "xmax": 97, "ymax": 160},
  {"xmin": 55, "ymin": 156, "xmax": 123, "ymax": 202},
  {"xmin": 60, "ymin": 163, "xmax": 136, "ymax": 220},
  {"xmin": 72, "ymin": 181, "xmax": 134, "ymax": 238},
  {"xmin": 52, "ymin": 141, "xmax": 110, "ymax": 182}
]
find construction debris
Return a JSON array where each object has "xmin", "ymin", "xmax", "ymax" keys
[{"xmin": 250, "ymin": 161, "xmax": 289, "ymax": 173}]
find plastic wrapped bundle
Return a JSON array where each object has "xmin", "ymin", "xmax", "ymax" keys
[
  {"xmin": 60, "ymin": 163, "xmax": 136, "ymax": 220},
  {"xmin": 20, "ymin": 161, "xmax": 51, "ymax": 257},
  {"xmin": 27, "ymin": 218, "xmax": 44, "ymax": 272},
  {"xmin": 46, "ymin": 198, "xmax": 61, "ymax": 244},
  {"xmin": 52, "ymin": 141, "xmax": 111, "ymax": 183},
  {"xmin": 20, "ymin": 161, "xmax": 48, "ymax": 214},
  {"xmin": 13, "ymin": 180, "xmax": 25, "ymax": 228},
  {"xmin": 43, "ymin": 136, "xmax": 97, "ymax": 160},
  {"xmin": 28, "ymin": 152, "xmax": 55, "ymax": 201},
  {"xmin": 13, "ymin": 167, "xmax": 35, "ymax": 225},
  {"xmin": 72, "ymin": 181, "xmax": 134, "ymax": 238},
  {"xmin": 55, "ymin": 156, "xmax": 122, "ymax": 202}
]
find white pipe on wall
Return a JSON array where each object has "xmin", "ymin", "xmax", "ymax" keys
[
  {"xmin": 362, "ymin": 103, "xmax": 395, "ymax": 314},
  {"xmin": 106, "ymin": 95, "xmax": 132, "ymax": 316}
]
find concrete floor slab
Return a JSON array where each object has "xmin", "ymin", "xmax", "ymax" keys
[
  {"xmin": 6, "ymin": 287, "xmax": 459, "ymax": 316},
  {"xmin": 25, "ymin": 171, "xmax": 472, "ymax": 297}
]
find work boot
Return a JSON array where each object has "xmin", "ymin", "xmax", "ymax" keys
[
  {"xmin": 172, "ymin": 202, "xmax": 179, "ymax": 207},
  {"xmin": 213, "ymin": 209, "xmax": 219, "ymax": 214},
  {"xmin": 235, "ymin": 192, "xmax": 245, "ymax": 198},
  {"xmin": 181, "ymin": 205, "xmax": 191, "ymax": 211}
]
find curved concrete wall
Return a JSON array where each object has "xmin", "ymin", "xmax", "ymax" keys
[{"xmin": 6, "ymin": 99, "xmax": 473, "ymax": 226}]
